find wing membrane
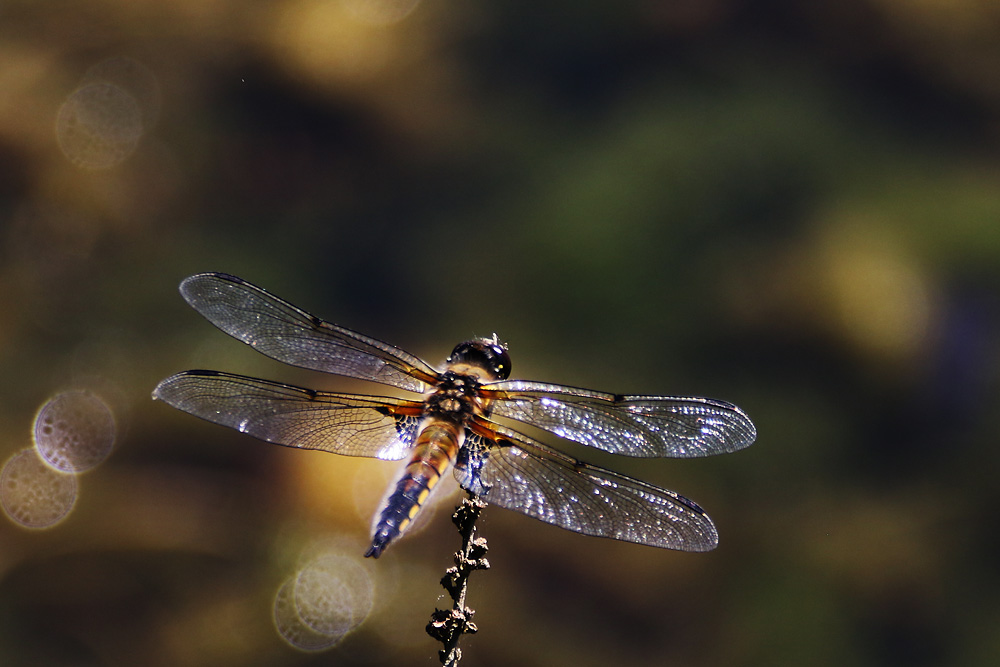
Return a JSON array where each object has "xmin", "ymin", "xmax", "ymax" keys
[
  {"xmin": 455, "ymin": 424, "xmax": 718, "ymax": 552},
  {"xmin": 153, "ymin": 370, "xmax": 420, "ymax": 460},
  {"xmin": 486, "ymin": 380, "xmax": 756, "ymax": 458},
  {"xmin": 179, "ymin": 273, "xmax": 437, "ymax": 393}
]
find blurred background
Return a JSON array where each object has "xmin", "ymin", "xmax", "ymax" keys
[{"xmin": 1, "ymin": 0, "xmax": 999, "ymax": 665}]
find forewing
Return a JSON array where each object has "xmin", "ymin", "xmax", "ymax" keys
[
  {"xmin": 487, "ymin": 380, "xmax": 756, "ymax": 458},
  {"xmin": 454, "ymin": 424, "xmax": 718, "ymax": 551},
  {"xmin": 153, "ymin": 370, "xmax": 420, "ymax": 460},
  {"xmin": 179, "ymin": 273, "xmax": 437, "ymax": 393}
]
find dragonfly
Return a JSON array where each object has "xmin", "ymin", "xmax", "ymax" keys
[{"xmin": 153, "ymin": 273, "xmax": 756, "ymax": 558}]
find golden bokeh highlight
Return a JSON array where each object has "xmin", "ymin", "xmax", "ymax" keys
[
  {"xmin": 273, "ymin": 551, "xmax": 375, "ymax": 651},
  {"xmin": 872, "ymin": 0, "xmax": 998, "ymax": 34},
  {"xmin": 34, "ymin": 390, "xmax": 117, "ymax": 473},
  {"xmin": 53, "ymin": 57, "xmax": 160, "ymax": 171},
  {"xmin": 274, "ymin": 0, "xmax": 399, "ymax": 83},
  {"xmin": 273, "ymin": 577, "xmax": 342, "ymax": 651},
  {"xmin": 724, "ymin": 215, "xmax": 935, "ymax": 365},
  {"xmin": 0, "ymin": 448, "xmax": 79, "ymax": 529},
  {"xmin": 267, "ymin": 0, "xmax": 430, "ymax": 93},
  {"xmin": 56, "ymin": 83, "xmax": 144, "ymax": 170},
  {"xmin": 341, "ymin": 0, "xmax": 423, "ymax": 26},
  {"xmin": 814, "ymin": 219, "xmax": 934, "ymax": 362},
  {"xmin": 82, "ymin": 57, "xmax": 162, "ymax": 130}
]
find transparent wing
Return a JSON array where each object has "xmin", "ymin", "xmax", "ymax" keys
[
  {"xmin": 153, "ymin": 370, "xmax": 422, "ymax": 460},
  {"xmin": 485, "ymin": 380, "xmax": 756, "ymax": 458},
  {"xmin": 179, "ymin": 273, "xmax": 438, "ymax": 393},
  {"xmin": 454, "ymin": 424, "xmax": 718, "ymax": 552}
]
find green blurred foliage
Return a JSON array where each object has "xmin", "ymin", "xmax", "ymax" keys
[{"xmin": 1, "ymin": 0, "xmax": 999, "ymax": 665}]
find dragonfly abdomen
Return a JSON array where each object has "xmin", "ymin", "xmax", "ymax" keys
[{"xmin": 365, "ymin": 420, "xmax": 461, "ymax": 558}]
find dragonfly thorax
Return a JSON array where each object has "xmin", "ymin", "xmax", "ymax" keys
[{"xmin": 425, "ymin": 371, "xmax": 486, "ymax": 420}]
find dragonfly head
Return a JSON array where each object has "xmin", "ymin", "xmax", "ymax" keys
[{"xmin": 447, "ymin": 337, "xmax": 511, "ymax": 381}]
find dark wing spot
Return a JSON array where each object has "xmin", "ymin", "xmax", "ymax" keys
[{"xmin": 185, "ymin": 369, "xmax": 224, "ymax": 377}]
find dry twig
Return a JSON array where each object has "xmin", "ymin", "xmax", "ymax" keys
[{"xmin": 426, "ymin": 494, "xmax": 490, "ymax": 666}]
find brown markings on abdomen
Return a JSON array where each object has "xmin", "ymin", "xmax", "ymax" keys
[{"xmin": 365, "ymin": 419, "xmax": 462, "ymax": 558}]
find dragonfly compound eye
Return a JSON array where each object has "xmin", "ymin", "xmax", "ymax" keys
[{"xmin": 448, "ymin": 339, "xmax": 511, "ymax": 381}]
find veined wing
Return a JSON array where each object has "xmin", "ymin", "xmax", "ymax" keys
[
  {"xmin": 152, "ymin": 370, "xmax": 421, "ymax": 461},
  {"xmin": 179, "ymin": 273, "xmax": 438, "ymax": 393},
  {"xmin": 485, "ymin": 380, "xmax": 756, "ymax": 458},
  {"xmin": 455, "ymin": 423, "xmax": 718, "ymax": 552}
]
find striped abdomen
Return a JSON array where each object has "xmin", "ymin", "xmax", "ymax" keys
[{"xmin": 365, "ymin": 419, "xmax": 462, "ymax": 558}]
